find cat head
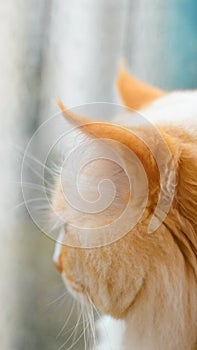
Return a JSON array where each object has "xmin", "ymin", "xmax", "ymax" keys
[{"xmin": 51, "ymin": 67, "xmax": 197, "ymax": 318}]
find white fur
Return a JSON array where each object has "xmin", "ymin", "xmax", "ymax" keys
[
  {"xmin": 95, "ymin": 316, "xmax": 125, "ymax": 350},
  {"xmin": 142, "ymin": 91, "xmax": 197, "ymax": 133},
  {"xmin": 117, "ymin": 91, "xmax": 197, "ymax": 136}
]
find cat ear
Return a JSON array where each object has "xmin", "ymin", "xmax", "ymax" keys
[
  {"xmin": 116, "ymin": 65, "xmax": 165, "ymax": 110},
  {"xmin": 58, "ymin": 100, "xmax": 160, "ymax": 201},
  {"xmin": 57, "ymin": 100, "xmax": 91, "ymax": 126},
  {"xmin": 58, "ymin": 102, "xmax": 178, "ymax": 240}
]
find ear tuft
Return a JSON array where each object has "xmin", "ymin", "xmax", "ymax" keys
[
  {"xmin": 57, "ymin": 99, "xmax": 65, "ymax": 113},
  {"xmin": 116, "ymin": 64, "xmax": 165, "ymax": 110},
  {"xmin": 57, "ymin": 100, "xmax": 90, "ymax": 125}
]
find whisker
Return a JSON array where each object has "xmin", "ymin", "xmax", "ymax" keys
[
  {"xmin": 58, "ymin": 306, "xmax": 83, "ymax": 350},
  {"xmin": 88, "ymin": 295, "xmax": 101, "ymax": 319},
  {"xmin": 71, "ymin": 302, "xmax": 82, "ymax": 345},
  {"xmin": 13, "ymin": 144, "xmax": 62, "ymax": 182},
  {"xmin": 24, "ymin": 158, "xmax": 56, "ymax": 188},
  {"xmin": 87, "ymin": 303, "xmax": 96, "ymax": 348},
  {"xmin": 15, "ymin": 144, "xmax": 61, "ymax": 177},
  {"xmin": 10, "ymin": 198, "xmax": 50, "ymax": 211},
  {"xmin": 65, "ymin": 324, "xmax": 88, "ymax": 350},
  {"xmin": 88, "ymin": 297, "xmax": 114, "ymax": 350},
  {"xmin": 61, "ymin": 320, "xmax": 83, "ymax": 337},
  {"xmin": 56, "ymin": 298, "xmax": 75, "ymax": 339},
  {"xmin": 87, "ymin": 294, "xmax": 103, "ymax": 349},
  {"xmin": 46, "ymin": 291, "xmax": 68, "ymax": 307},
  {"xmin": 82, "ymin": 310, "xmax": 87, "ymax": 350},
  {"xmin": 14, "ymin": 181, "xmax": 57, "ymax": 194}
]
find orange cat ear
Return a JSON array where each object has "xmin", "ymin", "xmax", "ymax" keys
[
  {"xmin": 57, "ymin": 100, "xmax": 91, "ymax": 125},
  {"xmin": 57, "ymin": 100, "xmax": 160, "ymax": 194},
  {"xmin": 116, "ymin": 65, "xmax": 165, "ymax": 110}
]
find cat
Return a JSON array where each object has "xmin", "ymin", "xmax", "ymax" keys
[{"xmin": 52, "ymin": 66, "xmax": 197, "ymax": 350}]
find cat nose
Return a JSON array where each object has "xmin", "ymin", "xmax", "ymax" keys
[
  {"xmin": 53, "ymin": 241, "xmax": 63, "ymax": 273},
  {"xmin": 54, "ymin": 259, "xmax": 63, "ymax": 273}
]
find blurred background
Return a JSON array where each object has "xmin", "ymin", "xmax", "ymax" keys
[{"xmin": 0, "ymin": 0, "xmax": 196, "ymax": 349}]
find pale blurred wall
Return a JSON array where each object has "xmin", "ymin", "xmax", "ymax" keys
[
  {"xmin": 124, "ymin": 0, "xmax": 197, "ymax": 89},
  {"xmin": 0, "ymin": 1, "xmax": 196, "ymax": 350},
  {"xmin": 40, "ymin": 0, "xmax": 197, "ymax": 124},
  {"xmin": 0, "ymin": 1, "xmax": 60, "ymax": 349}
]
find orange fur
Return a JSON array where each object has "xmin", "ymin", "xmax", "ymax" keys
[
  {"xmin": 117, "ymin": 65, "xmax": 165, "ymax": 110},
  {"xmin": 52, "ymin": 73, "xmax": 197, "ymax": 350}
]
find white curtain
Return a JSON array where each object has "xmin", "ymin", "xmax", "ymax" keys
[{"xmin": 0, "ymin": 1, "xmax": 48, "ymax": 349}]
